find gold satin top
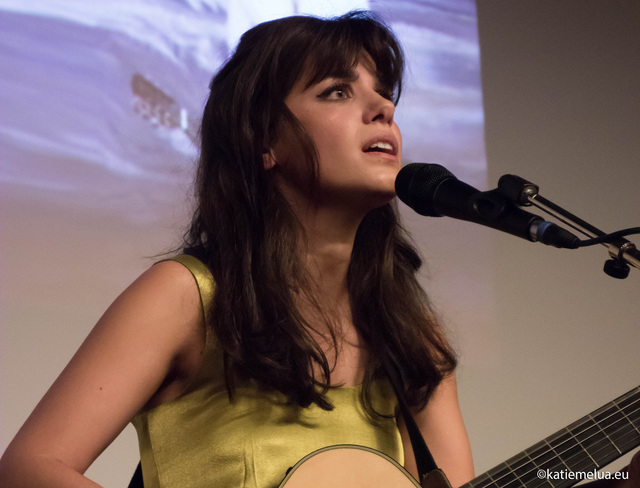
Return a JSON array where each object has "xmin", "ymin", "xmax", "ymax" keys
[{"xmin": 131, "ymin": 255, "xmax": 403, "ymax": 488}]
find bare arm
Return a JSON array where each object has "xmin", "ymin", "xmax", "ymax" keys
[
  {"xmin": 0, "ymin": 261, "xmax": 204, "ymax": 487},
  {"xmin": 399, "ymin": 373, "xmax": 475, "ymax": 488}
]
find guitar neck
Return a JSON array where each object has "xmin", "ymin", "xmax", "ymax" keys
[{"xmin": 462, "ymin": 386, "xmax": 640, "ymax": 488}]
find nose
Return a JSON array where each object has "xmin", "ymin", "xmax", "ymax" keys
[{"xmin": 365, "ymin": 92, "xmax": 396, "ymax": 125}]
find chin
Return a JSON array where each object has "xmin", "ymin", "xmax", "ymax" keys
[{"xmin": 362, "ymin": 187, "xmax": 397, "ymax": 211}]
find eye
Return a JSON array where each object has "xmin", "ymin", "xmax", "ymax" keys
[
  {"xmin": 333, "ymin": 88, "xmax": 348, "ymax": 99},
  {"xmin": 318, "ymin": 83, "xmax": 352, "ymax": 100}
]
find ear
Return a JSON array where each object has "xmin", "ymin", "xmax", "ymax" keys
[{"xmin": 263, "ymin": 149, "xmax": 277, "ymax": 170}]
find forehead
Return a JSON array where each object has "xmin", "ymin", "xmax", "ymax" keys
[{"xmin": 293, "ymin": 53, "xmax": 378, "ymax": 92}]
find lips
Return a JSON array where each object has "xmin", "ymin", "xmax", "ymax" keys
[{"xmin": 362, "ymin": 135, "xmax": 398, "ymax": 156}]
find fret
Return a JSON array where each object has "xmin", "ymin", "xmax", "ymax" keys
[
  {"xmin": 573, "ymin": 416, "xmax": 617, "ymax": 467},
  {"xmin": 517, "ymin": 450, "xmax": 550, "ymax": 488},
  {"xmin": 610, "ymin": 417, "xmax": 640, "ymax": 457},
  {"xmin": 589, "ymin": 389, "xmax": 640, "ymax": 454},
  {"xmin": 616, "ymin": 394, "xmax": 640, "ymax": 452},
  {"xmin": 508, "ymin": 451, "xmax": 539, "ymax": 485},
  {"xmin": 460, "ymin": 386, "xmax": 640, "ymax": 488},
  {"xmin": 547, "ymin": 428, "xmax": 597, "ymax": 473},
  {"xmin": 465, "ymin": 471, "xmax": 491, "ymax": 487},
  {"xmin": 484, "ymin": 462, "xmax": 518, "ymax": 487},
  {"xmin": 466, "ymin": 467, "xmax": 547, "ymax": 488},
  {"xmin": 593, "ymin": 406, "xmax": 623, "ymax": 454},
  {"xmin": 514, "ymin": 460, "xmax": 551, "ymax": 488},
  {"xmin": 622, "ymin": 411, "xmax": 640, "ymax": 451},
  {"xmin": 564, "ymin": 418, "xmax": 600, "ymax": 470},
  {"xmin": 617, "ymin": 391, "xmax": 640, "ymax": 435},
  {"xmin": 543, "ymin": 437, "xmax": 570, "ymax": 472},
  {"xmin": 526, "ymin": 442, "xmax": 565, "ymax": 474}
]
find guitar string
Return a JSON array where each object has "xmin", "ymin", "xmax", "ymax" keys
[
  {"xmin": 468, "ymin": 393, "xmax": 640, "ymax": 488},
  {"xmin": 477, "ymin": 400, "xmax": 640, "ymax": 488},
  {"xmin": 469, "ymin": 410, "xmax": 640, "ymax": 488},
  {"xmin": 478, "ymin": 422, "xmax": 640, "ymax": 488},
  {"xmin": 471, "ymin": 399, "xmax": 640, "ymax": 488}
]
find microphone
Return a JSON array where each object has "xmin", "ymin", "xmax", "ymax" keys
[{"xmin": 395, "ymin": 163, "xmax": 580, "ymax": 249}]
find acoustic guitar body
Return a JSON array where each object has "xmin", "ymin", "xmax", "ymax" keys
[{"xmin": 278, "ymin": 444, "xmax": 421, "ymax": 487}]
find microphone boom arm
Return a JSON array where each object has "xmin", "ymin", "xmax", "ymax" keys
[{"xmin": 498, "ymin": 174, "xmax": 640, "ymax": 276}]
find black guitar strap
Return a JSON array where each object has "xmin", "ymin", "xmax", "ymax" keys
[
  {"xmin": 127, "ymin": 463, "xmax": 143, "ymax": 488},
  {"xmin": 383, "ymin": 353, "xmax": 452, "ymax": 488}
]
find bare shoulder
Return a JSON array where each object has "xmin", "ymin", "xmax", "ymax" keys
[
  {"xmin": 124, "ymin": 259, "xmax": 208, "ymax": 407},
  {"xmin": 98, "ymin": 258, "xmax": 208, "ymax": 407},
  {"xmin": 86, "ymin": 259, "xmax": 206, "ymax": 381},
  {"xmin": 112, "ymin": 258, "xmax": 202, "ymax": 324},
  {"xmin": 0, "ymin": 259, "xmax": 206, "ymax": 478}
]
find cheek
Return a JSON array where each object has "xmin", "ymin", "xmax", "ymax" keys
[{"xmin": 306, "ymin": 116, "xmax": 354, "ymax": 162}]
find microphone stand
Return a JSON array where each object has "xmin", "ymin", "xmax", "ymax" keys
[{"xmin": 498, "ymin": 174, "xmax": 640, "ymax": 279}]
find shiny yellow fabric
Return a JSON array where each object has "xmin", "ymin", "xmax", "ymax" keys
[{"xmin": 131, "ymin": 256, "xmax": 403, "ymax": 488}]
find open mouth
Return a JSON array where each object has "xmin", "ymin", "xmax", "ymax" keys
[{"xmin": 363, "ymin": 141, "xmax": 394, "ymax": 155}]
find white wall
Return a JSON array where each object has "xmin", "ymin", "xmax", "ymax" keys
[{"xmin": 450, "ymin": 0, "xmax": 640, "ymax": 475}]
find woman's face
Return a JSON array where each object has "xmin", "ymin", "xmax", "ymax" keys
[{"xmin": 269, "ymin": 57, "xmax": 402, "ymax": 213}]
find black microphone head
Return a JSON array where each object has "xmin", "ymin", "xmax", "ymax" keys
[{"xmin": 395, "ymin": 163, "xmax": 456, "ymax": 216}]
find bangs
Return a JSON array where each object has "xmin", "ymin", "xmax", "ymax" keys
[{"xmin": 297, "ymin": 12, "xmax": 404, "ymax": 104}]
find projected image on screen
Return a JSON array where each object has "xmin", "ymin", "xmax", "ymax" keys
[
  {"xmin": 0, "ymin": 1, "xmax": 485, "ymax": 483},
  {"xmin": 0, "ymin": 0, "xmax": 483, "ymax": 216}
]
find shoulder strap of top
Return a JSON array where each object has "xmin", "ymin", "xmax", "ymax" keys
[{"xmin": 162, "ymin": 254, "xmax": 215, "ymax": 321}]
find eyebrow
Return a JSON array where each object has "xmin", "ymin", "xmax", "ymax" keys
[{"xmin": 304, "ymin": 67, "xmax": 359, "ymax": 89}]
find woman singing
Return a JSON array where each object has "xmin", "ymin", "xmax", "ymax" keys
[{"xmin": 1, "ymin": 10, "xmax": 635, "ymax": 488}]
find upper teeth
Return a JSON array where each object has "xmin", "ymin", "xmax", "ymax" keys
[{"xmin": 369, "ymin": 142, "xmax": 393, "ymax": 151}]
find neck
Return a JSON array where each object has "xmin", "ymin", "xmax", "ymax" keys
[
  {"xmin": 274, "ymin": 178, "xmax": 378, "ymax": 319},
  {"xmin": 302, "ymin": 205, "xmax": 361, "ymax": 307}
]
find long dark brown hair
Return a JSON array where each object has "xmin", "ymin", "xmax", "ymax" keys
[{"xmin": 186, "ymin": 11, "xmax": 456, "ymax": 414}]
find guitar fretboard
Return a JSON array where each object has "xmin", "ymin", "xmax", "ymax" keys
[{"xmin": 462, "ymin": 386, "xmax": 640, "ymax": 488}]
